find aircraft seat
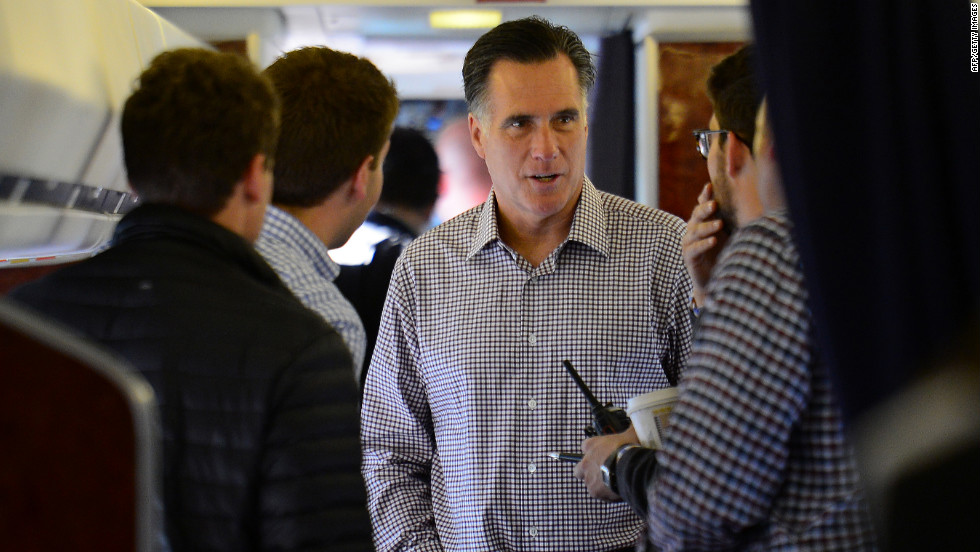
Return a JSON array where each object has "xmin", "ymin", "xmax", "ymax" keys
[{"xmin": 0, "ymin": 298, "xmax": 160, "ymax": 552}]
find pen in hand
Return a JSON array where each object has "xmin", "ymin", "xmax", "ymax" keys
[{"xmin": 547, "ymin": 452, "xmax": 583, "ymax": 463}]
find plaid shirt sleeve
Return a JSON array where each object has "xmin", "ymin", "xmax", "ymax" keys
[
  {"xmin": 660, "ymin": 259, "xmax": 694, "ymax": 386},
  {"xmin": 649, "ymin": 215, "xmax": 811, "ymax": 548}
]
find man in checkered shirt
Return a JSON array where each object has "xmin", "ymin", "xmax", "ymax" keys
[
  {"xmin": 575, "ymin": 47, "xmax": 876, "ymax": 550},
  {"xmin": 360, "ymin": 17, "xmax": 693, "ymax": 552}
]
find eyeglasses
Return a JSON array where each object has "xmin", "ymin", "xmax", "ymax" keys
[{"xmin": 692, "ymin": 129, "xmax": 727, "ymax": 159}]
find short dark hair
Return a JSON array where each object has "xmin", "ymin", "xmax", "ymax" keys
[
  {"xmin": 463, "ymin": 16, "xmax": 596, "ymax": 121},
  {"xmin": 380, "ymin": 127, "xmax": 440, "ymax": 209},
  {"xmin": 121, "ymin": 48, "xmax": 279, "ymax": 215},
  {"xmin": 263, "ymin": 46, "xmax": 399, "ymax": 207},
  {"xmin": 706, "ymin": 44, "xmax": 763, "ymax": 152}
]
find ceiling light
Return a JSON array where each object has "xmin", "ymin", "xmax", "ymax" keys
[{"xmin": 429, "ymin": 10, "xmax": 502, "ymax": 29}]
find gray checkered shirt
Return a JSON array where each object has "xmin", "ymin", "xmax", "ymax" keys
[{"xmin": 362, "ymin": 178, "xmax": 693, "ymax": 551}]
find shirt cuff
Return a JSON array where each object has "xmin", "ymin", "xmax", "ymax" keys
[{"xmin": 616, "ymin": 446, "xmax": 658, "ymax": 518}]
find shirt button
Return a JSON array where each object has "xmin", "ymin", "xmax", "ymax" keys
[
  {"xmin": 527, "ymin": 463, "xmax": 537, "ymax": 473},
  {"xmin": 529, "ymin": 527, "xmax": 539, "ymax": 538},
  {"xmin": 528, "ymin": 333, "xmax": 537, "ymax": 345},
  {"xmin": 527, "ymin": 398, "xmax": 537, "ymax": 409}
]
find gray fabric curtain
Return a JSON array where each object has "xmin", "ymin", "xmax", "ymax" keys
[
  {"xmin": 587, "ymin": 29, "xmax": 635, "ymax": 200},
  {"xmin": 751, "ymin": 0, "xmax": 979, "ymax": 420},
  {"xmin": 750, "ymin": 2, "xmax": 979, "ymax": 549}
]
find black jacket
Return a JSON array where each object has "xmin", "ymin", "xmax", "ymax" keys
[{"xmin": 11, "ymin": 204, "xmax": 371, "ymax": 551}]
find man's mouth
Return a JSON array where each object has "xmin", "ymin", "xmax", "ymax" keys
[{"xmin": 530, "ymin": 173, "xmax": 559, "ymax": 183}]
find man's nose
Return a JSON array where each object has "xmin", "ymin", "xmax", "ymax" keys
[{"xmin": 530, "ymin": 126, "xmax": 559, "ymax": 161}]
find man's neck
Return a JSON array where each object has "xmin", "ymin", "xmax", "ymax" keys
[
  {"xmin": 211, "ymin": 183, "xmax": 262, "ymax": 243},
  {"xmin": 278, "ymin": 203, "xmax": 344, "ymax": 248},
  {"xmin": 497, "ymin": 209, "xmax": 574, "ymax": 268}
]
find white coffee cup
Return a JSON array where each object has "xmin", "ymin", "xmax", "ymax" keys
[{"xmin": 627, "ymin": 387, "xmax": 679, "ymax": 450}]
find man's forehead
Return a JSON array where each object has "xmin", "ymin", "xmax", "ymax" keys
[
  {"xmin": 485, "ymin": 58, "xmax": 584, "ymax": 118},
  {"xmin": 488, "ymin": 55, "xmax": 563, "ymax": 75}
]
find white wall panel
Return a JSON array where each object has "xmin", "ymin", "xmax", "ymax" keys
[{"xmin": 0, "ymin": 0, "xmax": 201, "ymax": 265}]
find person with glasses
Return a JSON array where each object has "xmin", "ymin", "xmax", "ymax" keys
[
  {"xmin": 684, "ymin": 45, "xmax": 766, "ymax": 313},
  {"xmin": 573, "ymin": 46, "xmax": 876, "ymax": 550}
]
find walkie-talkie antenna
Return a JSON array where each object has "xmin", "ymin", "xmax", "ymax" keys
[
  {"xmin": 562, "ymin": 359, "xmax": 632, "ymax": 436},
  {"xmin": 562, "ymin": 360, "xmax": 601, "ymax": 408}
]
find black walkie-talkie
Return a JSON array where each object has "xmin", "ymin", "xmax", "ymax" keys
[{"xmin": 561, "ymin": 360, "xmax": 632, "ymax": 436}]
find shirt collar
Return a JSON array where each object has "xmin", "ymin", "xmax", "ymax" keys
[
  {"xmin": 114, "ymin": 203, "xmax": 287, "ymax": 289},
  {"xmin": 465, "ymin": 176, "xmax": 609, "ymax": 261},
  {"xmin": 262, "ymin": 205, "xmax": 340, "ymax": 280}
]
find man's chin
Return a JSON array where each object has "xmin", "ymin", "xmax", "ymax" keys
[{"xmin": 526, "ymin": 175, "xmax": 565, "ymax": 193}]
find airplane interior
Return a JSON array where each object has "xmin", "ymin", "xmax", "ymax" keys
[{"xmin": 0, "ymin": 1, "xmax": 976, "ymax": 551}]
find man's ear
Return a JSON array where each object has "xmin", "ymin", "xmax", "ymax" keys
[
  {"xmin": 468, "ymin": 113, "xmax": 487, "ymax": 160},
  {"xmin": 348, "ymin": 154, "xmax": 375, "ymax": 202},
  {"xmin": 724, "ymin": 132, "xmax": 751, "ymax": 179},
  {"xmin": 241, "ymin": 153, "xmax": 270, "ymax": 203}
]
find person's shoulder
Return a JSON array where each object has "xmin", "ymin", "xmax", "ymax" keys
[
  {"xmin": 425, "ymin": 201, "xmax": 485, "ymax": 237},
  {"xmin": 598, "ymin": 191, "xmax": 687, "ymax": 238},
  {"xmin": 249, "ymin": 280, "xmax": 350, "ymax": 351},
  {"xmin": 716, "ymin": 212, "xmax": 801, "ymax": 285},
  {"xmin": 255, "ymin": 231, "xmax": 322, "ymax": 291},
  {"xmin": 402, "ymin": 203, "xmax": 483, "ymax": 259},
  {"xmin": 727, "ymin": 212, "xmax": 795, "ymax": 256},
  {"xmin": 239, "ymin": 292, "xmax": 357, "ymax": 411},
  {"xmin": 7, "ymin": 245, "xmax": 134, "ymax": 306}
]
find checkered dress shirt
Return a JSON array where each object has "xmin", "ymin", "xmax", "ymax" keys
[
  {"xmin": 646, "ymin": 212, "xmax": 876, "ymax": 550},
  {"xmin": 255, "ymin": 205, "xmax": 366, "ymax": 372},
  {"xmin": 362, "ymin": 178, "xmax": 694, "ymax": 551}
]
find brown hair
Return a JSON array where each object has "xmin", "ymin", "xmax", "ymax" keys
[
  {"xmin": 263, "ymin": 46, "xmax": 399, "ymax": 207},
  {"xmin": 121, "ymin": 48, "xmax": 279, "ymax": 215},
  {"xmin": 706, "ymin": 44, "xmax": 763, "ymax": 152}
]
